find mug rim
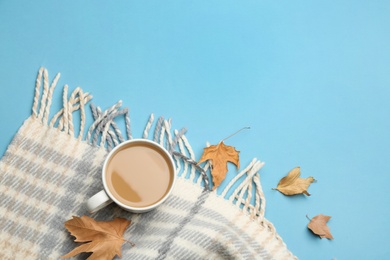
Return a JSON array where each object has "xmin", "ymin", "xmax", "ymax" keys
[{"xmin": 102, "ymin": 138, "xmax": 176, "ymax": 212}]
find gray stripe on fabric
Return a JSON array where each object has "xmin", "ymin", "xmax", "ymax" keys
[
  {"xmin": 132, "ymin": 221, "xmax": 180, "ymax": 240},
  {"xmin": 166, "ymin": 245, "xmax": 203, "ymax": 260},
  {"xmin": 129, "ymin": 210, "xmax": 231, "ymax": 244},
  {"xmin": 212, "ymin": 241, "xmax": 273, "ymax": 260},
  {"xmin": 170, "ymin": 229, "xmax": 249, "ymax": 259},
  {"xmin": 125, "ymin": 195, "xmax": 198, "ymax": 241},
  {"xmin": 137, "ymin": 194, "xmax": 268, "ymax": 257},
  {"xmin": 2, "ymin": 152, "xmax": 78, "ymax": 190},
  {"xmin": 60, "ymin": 155, "xmax": 104, "ymax": 257},
  {"xmin": 130, "ymin": 212, "xmax": 264, "ymax": 259},
  {"xmin": 126, "ymin": 194, "xmax": 267, "ymax": 258},
  {"xmin": 156, "ymin": 189, "xmax": 210, "ymax": 260},
  {"xmin": 142, "ymin": 208, "xmax": 189, "ymax": 224},
  {"xmin": 0, "ymin": 195, "xmax": 56, "ymax": 232},
  {"xmin": 163, "ymin": 195, "xmax": 198, "ymax": 212},
  {"xmin": 1, "ymin": 177, "xmax": 61, "ymax": 209},
  {"xmin": 0, "ymin": 218, "xmax": 42, "ymax": 245},
  {"xmin": 39, "ymin": 146, "xmax": 99, "ymax": 255},
  {"xmin": 213, "ymin": 241, "xmax": 240, "ymax": 260},
  {"xmin": 127, "ymin": 207, "xmax": 186, "ymax": 250},
  {"xmin": 150, "ymin": 196, "xmax": 268, "ymax": 257},
  {"xmin": 197, "ymin": 207, "xmax": 269, "ymax": 257},
  {"xmin": 172, "ymin": 219, "xmax": 258, "ymax": 259},
  {"xmin": 8, "ymin": 134, "xmax": 92, "ymax": 171}
]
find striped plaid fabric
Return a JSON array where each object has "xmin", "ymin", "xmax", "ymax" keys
[{"xmin": 0, "ymin": 68, "xmax": 297, "ymax": 259}]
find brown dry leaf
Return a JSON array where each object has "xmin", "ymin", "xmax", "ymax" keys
[
  {"xmin": 198, "ymin": 141, "xmax": 240, "ymax": 189},
  {"xmin": 307, "ymin": 214, "xmax": 334, "ymax": 239},
  {"xmin": 274, "ymin": 167, "xmax": 315, "ymax": 196},
  {"xmin": 62, "ymin": 215, "xmax": 132, "ymax": 260}
]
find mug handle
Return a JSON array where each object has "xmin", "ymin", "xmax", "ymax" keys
[{"xmin": 86, "ymin": 190, "xmax": 113, "ymax": 213}]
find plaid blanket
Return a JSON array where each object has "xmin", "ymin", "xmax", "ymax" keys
[{"xmin": 0, "ymin": 68, "xmax": 297, "ymax": 259}]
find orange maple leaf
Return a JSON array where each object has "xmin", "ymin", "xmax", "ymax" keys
[
  {"xmin": 62, "ymin": 216, "xmax": 132, "ymax": 260},
  {"xmin": 198, "ymin": 141, "xmax": 240, "ymax": 189}
]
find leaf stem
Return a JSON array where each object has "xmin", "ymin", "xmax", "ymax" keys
[
  {"xmin": 306, "ymin": 214, "xmax": 311, "ymax": 221},
  {"xmin": 221, "ymin": 126, "xmax": 250, "ymax": 143},
  {"xmin": 125, "ymin": 240, "xmax": 135, "ymax": 247}
]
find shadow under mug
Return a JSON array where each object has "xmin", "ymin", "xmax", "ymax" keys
[{"xmin": 86, "ymin": 139, "xmax": 177, "ymax": 213}]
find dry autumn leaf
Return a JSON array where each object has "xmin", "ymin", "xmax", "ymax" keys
[
  {"xmin": 307, "ymin": 214, "xmax": 334, "ymax": 239},
  {"xmin": 62, "ymin": 215, "xmax": 132, "ymax": 260},
  {"xmin": 274, "ymin": 167, "xmax": 315, "ymax": 196},
  {"xmin": 198, "ymin": 141, "xmax": 240, "ymax": 189}
]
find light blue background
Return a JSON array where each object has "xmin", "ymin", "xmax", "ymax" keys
[{"xmin": 1, "ymin": 1, "xmax": 390, "ymax": 259}]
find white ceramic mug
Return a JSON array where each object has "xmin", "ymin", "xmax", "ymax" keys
[{"xmin": 86, "ymin": 139, "xmax": 176, "ymax": 213}]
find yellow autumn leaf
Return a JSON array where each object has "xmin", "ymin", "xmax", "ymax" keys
[
  {"xmin": 274, "ymin": 167, "xmax": 315, "ymax": 196},
  {"xmin": 198, "ymin": 141, "xmax": 240, "ymax": 189}
]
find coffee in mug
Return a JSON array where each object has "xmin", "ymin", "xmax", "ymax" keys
[{"xmin": 87, "ymin": 139, "xmax": 176, "ymax": 213}]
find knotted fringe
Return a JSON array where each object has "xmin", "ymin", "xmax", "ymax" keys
[
  {"xmin": 87, "ymin": 101, "xmax": 131, "ymax": 150},
  {"xmin": 31, "ymin": 67, "xmax": 270, "ymax": 223},
  {"xmin": 32, "ymin": 67, "xmax": 93, "ymax": 140},
  {"xmin": 221, "ymin": 159, "xmax": 266, "ymax": 220}
]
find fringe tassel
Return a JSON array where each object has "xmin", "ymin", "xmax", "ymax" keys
[
  {"xmin": 32, "ymin": 67, "xmax": 61, "ymax": 123},
  {"xmin": 87, "ymin": 101, "xmax": 131, "ymax": 150},
  {"xmin": 220, "ymin": 159, "xmax": 266, "ymax": 220},
  {"xmin": 49, "ymin": 87, "xmax": 92, "ymax": 137},
  {"xmin": 142, "ymin": 114, "xmax": 154, "ymax": 139},
  {"xmin": 32, "ymin": 67, "xmax": 92, "ymax": 140}
]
